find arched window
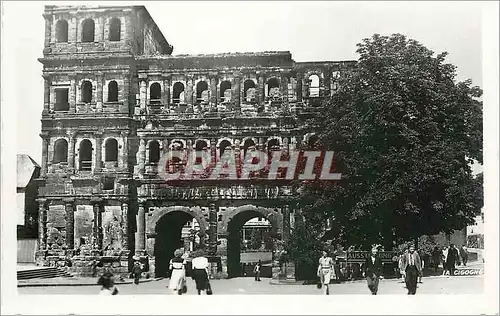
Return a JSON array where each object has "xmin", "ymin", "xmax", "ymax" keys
[
  {"xmin": 244, "ymin": 80, "xmax": 256, "ymax": 102},
  {"xmin": 53, "ymin": 139, "xmax": 68, "ymax": 163},
  {"xmin": 219, "ymin": 140, "xmax": 232, "ymax": 159},
  {"xmin": 196, "ymin": 81, "xmax": 209, "ymax": 103},
  {"xmin": 267, "ymin": 138, "xmax": 280, "ymax": 153},
  {"xmin": 308, "ymin": 134, "xmax": 319, "ymax": 148},
  {"xmin": 267, "ymin": 78, "xmax": 280, "ymax": 98},
  {"xmin": 309, "ymin": 74, "xmax": 320, "ymax": 97},
  {"xmin": 150, "ymin": 82, "xmax": 161, "ymax": 104},
  {"xmin": 172, "ymin": 82, "xmax": 185, "ymax": 104},
  {"xmin": 108, "ymin": 18, "xmax": 121, "ymax": 41},
  {"xmin": 105, "ymin": 138, "xmax": 118, "ymax": 162},
  {"xmin": 242, "ymin": 138, "xmax": 255, "ymax": 159},
  {"xmin": 81, "ymin": 19, "xmax": 95, "ymax": 43},
  {"xmin": 81, "ymin": 81, "xmax": 92, "ymax": 103},
  {"xmin": 149, "ymin": 140, "xmax": 160, "ymax": 163},
  {"xmin": 195, "ymin": 140, "xmax": 208, "ymax": 151},
  {"xmin": 79, "ymin": 139, "xmax": 93, "ymax": 171},
  {"xmin": 220, "ymin": 81, "xmax": 231, "ymax": 102},
  {"xmin": 55, "ymin": 20, "xmax": 68, "ymax": 42},
  {"xmin": 107, "ymin": 81, "xmax": 118, "ymax": 102}
]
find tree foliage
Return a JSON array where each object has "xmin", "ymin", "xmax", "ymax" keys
[{"xmin": 298, "ymin": 33, "xmax": 483, "ymax": 250}]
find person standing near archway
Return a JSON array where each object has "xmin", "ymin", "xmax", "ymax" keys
[
  {"xmin": 317, "ymin": 251, "xmax": 335, "ymax": 295},
  {"xmin": 191, "ymin": 249, "xmax": 211, "ymax": 295},
  {"xmin": 168, "ymin": 249, "xmax": 187, "ymax": 295}
]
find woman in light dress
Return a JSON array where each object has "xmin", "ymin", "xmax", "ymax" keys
[
  {"xmin": 317, "ymin": 251, "xmax": 335, "ymax": 295},
  {"xmin": 168, "ymin": 249, "xmax": 187, "ymax": 295}
]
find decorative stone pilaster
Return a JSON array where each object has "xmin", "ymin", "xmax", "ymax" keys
[
  {"xmin": 139, "ymin": 80, "xmax": 147, "ymax": 110},
  {"xmin": 121, "ymin": 76, "xmax": 130, "ymax": 113},
  {"xmin": 120, "ymin": 200, "xmax": 129, "ymax": 250},
  {"xmin": 37, "ymin": 198, "xmax": 48, "ymax": 250},
  {"xmin": 94, "ymin": 131, "xmax": 102, "ymax": 173},
  {"xmin": 210, "ymin": 76, "xmax": 218, "ymax": 105},
  {"xmin": 257, "ymin": 74, "xmax": 265, "ymax": 105},
  {"xmin": 208, "ymin": 203, "xmax": 218, "ymax": 255},
  {"xmin": 43, "ymin": 76, "xmax": 51, "ymax": 115},
  {"xmin": 91, "ymin": 198, "xmax": 103, "ymax": 251},
  {"xmin": 40, "ymin": 132, "xmax": 49, "ymax": 176},
  {"xmin": 67, "ymin": 130, "xmax": 76, "ymax": 170},
  {"xmin": 96, "ymin": 74, "xmax": 103, "ymax": 111},
  {"xmin": 63, "ymin": 198, "xmax": 75, "ymax": 251},
  {"xmin": 234, "ymin": 76, "xmax": 241, "ymax": 112},
  {"xmin": 137, "ymin": 138, "xmax": 146, "ymax": 174},
  {"xmin": 69, "ymin": 76, "xmax": 77, "ymax": 113},
  {"xmin": 121, "ymin": 131, "xmax": 129, "ymax": 170},
  {"xmin": 210, "ymin": 139, "xmax": 217, "ymax": 163},
  {"xmin": 163, "ymin": 77, "xmax": 170, "ymax": 106},
  {"xmin": 296, "ymin": 73, "xmax": 303, "ymax": 102},
  {"xmin": 135, "ymin": 199, "xmax": 147, "ymax": 256}
]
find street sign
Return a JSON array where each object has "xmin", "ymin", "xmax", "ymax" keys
[{"xmin": 346, "ymin": 251, "xmax": 397, "ymax": 263}]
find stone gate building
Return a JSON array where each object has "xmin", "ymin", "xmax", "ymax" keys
[{"xmin": 36, "ymin": 4, "xmax": 355, "ymax": 278}]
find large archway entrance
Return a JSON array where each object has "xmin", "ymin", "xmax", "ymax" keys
[
  {"xmin": 225, "ymin": 206, "xmax": 281, "ymax": 278},
  {"xmin": 150, "ymin": 207, "xmax": 207, "ymax": 277}
]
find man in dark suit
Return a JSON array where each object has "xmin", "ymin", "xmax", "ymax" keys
[
  {"xmin": 447, "ymin": 244, "xmax": 459, "ymax": 275},
  {"xmin": 362, "ymin": 247, "xmax": 383, "ymax": 295},
  {"xmin": 400, "ymin": 244, "xmax": 422, "ymax": 295}
]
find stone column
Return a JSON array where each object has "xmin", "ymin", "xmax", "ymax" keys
[
  {"xmin": 163, "ymin": 77, "xmax": 170, "ymax": 106},
  {"xmin": 210, "ymin": 76, "xmax": 218, "ymax": 105},
  {"xmin": 186, "ymin": 77, "xmax": 194, "ymax": 105},
  {"xmin": 281, "ymin": 75, "xmax": 289, "ymax": 106},
  {"xmin": 257, "ymin": 74, "xmax": 265, "ymax": 105},
  {"xmin": 43, "ymin": 76, "xmax": 51, "ymax": 114},
  {"xmin": 139, "ymin": 80, "xmax": 147, "ymax": 111},
  {"xmin": 234, "ymin": 76, "xmax": 241, "ymax": 112},
  {"xmin": 40, "ymin": 132, "xmax": 49, "ymax": 176},
  {"xmin": 91, "ymin": 198, "xmax": 103, "ymax": 251},
  {"xmin": 210, "ymin": 139, "xmax": 217, "ymax": 163},
  {"xmin": 96, "ymin": 75, "xmax": 103, "ymax": 111},
  {"xmin": 120, "ymin": 200, "xmax": 129, "ymax": 250},
  {"xmin": 69, "ymin": 76, "xmax": 77, "ymax": 113},
  {"xmin": 67, "ymin": 130, "xmax": 76, "ymax": 169},
  {"xmin": 121, "ymin": 76, "xmax": 130, "ymax": 113},
  {"xmin": 37, "ymin": 199, "xmax": 48, "ymax": 250},
  {"xmin": 138, "ymin": 138, "xmax": 146, "ymax": 174},
  {"xmin": 208, "ymin": 203, "xmax": 218, "ymax": 255},
  {"xmin": 64, "ymin": 198, "xmax": 75, "ymax": 251},
  {"xmin": 94, "ymin": 131, "xmax": 102, "ymax": 173},
  {"xmin": 121, "ymin": 131, "xmax": 129, "ymax": 170},
  {"xmin": 135, "ymin": 199, "xmax": 146, "ymax": 256}
]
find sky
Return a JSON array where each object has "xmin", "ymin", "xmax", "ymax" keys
[{"xmin": 1, "ymin": 1, "xmax": 485, "ymax": 170}]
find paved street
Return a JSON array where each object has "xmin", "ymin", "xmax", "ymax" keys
[{"xmin": 18, "ymin": 275, "xmax": 483, "ymax": 295}]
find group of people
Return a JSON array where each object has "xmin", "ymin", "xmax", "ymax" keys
[
  {"xmin": 317, "ymin": 244, "xmax": 424, "ymax": 295},
  {"xmin": 167, "ymin": 249, "xmax": 213, "ymax": 295},
  {"xmin": 431, "ymin": 244, "xmax": 469, "ymax": 276}
]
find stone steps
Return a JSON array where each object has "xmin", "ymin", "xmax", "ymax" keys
[{"xmin": 17, "ymin": 267, "xmax": 73, "ymax": 280}]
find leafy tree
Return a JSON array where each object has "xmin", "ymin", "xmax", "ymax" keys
[
  {"xmin": 300, "ymin": 33, "xmax": 483, "ymax": 250},
  {"xmin": 248, "ymin": 229, "xmax": 263, "ymax": 250}
]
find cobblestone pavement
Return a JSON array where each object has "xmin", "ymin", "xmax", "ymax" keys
[{"xmin": 18, "ymin": 275, "xmax": 483, "ymax": 295}]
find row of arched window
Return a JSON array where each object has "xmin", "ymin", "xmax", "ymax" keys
[
  {"xmin": 53, "ymin": 138, "xmax": 119, "ymax": 171},
  {"xmin": 55, "ymin": 17, "xmax": 121, "ymax": 43},
  {"xmin": 149, "ymin": 78, "xmax": 277, "ymax": 105},
  {"xmin": 80, "ymin": 80, "xmax": 119, "ymax": 105}
]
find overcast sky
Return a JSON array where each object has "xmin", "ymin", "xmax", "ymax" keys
[{"xmin": 2, "ymin": 1, "xmax": 485, "ymax": 169}]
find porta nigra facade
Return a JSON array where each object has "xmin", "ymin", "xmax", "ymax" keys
[{"xmin": 36, "ymin": 5, "xmax": 355, "ymax": 279}]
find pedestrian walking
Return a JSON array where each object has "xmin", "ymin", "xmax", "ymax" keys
[
  {"xmin": 168, "ymin": 249, "xmax": 187, "ymax": 295},
  {"xmin": 190, "ymin": 250, "xmax": 211, "ymax": 295},
  {"xmin": 400, "ymin": 244, "xmax": 422, "ymax": 295},
  {"xmin": 254, "ymin": 260, "xmax": 262, "ymax": 281},
  {"xmin": 98, "ymin": 271, "xmax": 119, "ymax": 295},
  {"xmin": 446, "ymin": 244, "xmax": 459, "ymax": 276},
  {"xmin": 132, "ymin": 257, "xmax": 142, "ymax": 285},
  {"xmin": 442, "ymin": 246, "xmax": 450, "ymax": 276},
  {"xmin": 317, "ymin": 250, "xmax": 335, "ymax": 295},
  {"xmin": 398, "ymin": 249, "xmax": 408, "ymax": 283},
  {"xmin": 362, "ymin": 247, "xmax": 383, "ymax": 295},
  {"xmin": 431, "ymin": 246, "xmax": 441, "ymax": 273},
  {"xmin": 459, "ymin": 245, "xmax": 469, "ymax": 266}
]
